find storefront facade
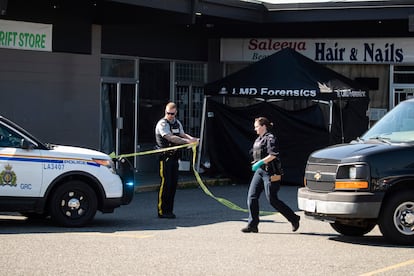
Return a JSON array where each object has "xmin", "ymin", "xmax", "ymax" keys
[
  {"xmin": 100, "ymin": 55, "xmax": 206, "ymax": 171},
  {"xmin": 0, "ymin": 18, "xmax": 207, "ymax": 172},
  {"xmin": 1, "ymin": 0, "xmax": 414, "ymax": 173}
]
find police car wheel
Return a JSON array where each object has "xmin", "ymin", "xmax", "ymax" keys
[
  {"xmin": 49, "ymin": 180, "xmax": 98, "ymax": 227},
  {"xmin": 378, "ymin": 191, "xmax": 414, "ymax": 245}
]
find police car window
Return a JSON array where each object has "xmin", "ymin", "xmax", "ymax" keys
[{"xmin": 0, "ymin": 124, "xmax": 24, "ymax": 148}]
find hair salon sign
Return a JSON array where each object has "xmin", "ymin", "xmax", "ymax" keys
[
  {"xmin": 0, "ymin": 19, "xmax": 52, "ymax": 51},
  {"xmin": 221, "ymin": 38, "xmax": 414, "ymax": 64}
]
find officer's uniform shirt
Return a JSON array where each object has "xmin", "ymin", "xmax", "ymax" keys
[
  {"xmin": 252, "ymin": 132, "xmax": 279, "ymax": 162},
  {"xmin": 252, "ymin": 131, "xmax": 282, "ymax": 175},
  {"xmin": 155, "ymin": 117, "xmax": 185, "ymax": 148}
]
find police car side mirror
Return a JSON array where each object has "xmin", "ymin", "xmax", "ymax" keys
[{"xmin": 21, "ymin": 139, "xmax": 34, "ymax": 150}]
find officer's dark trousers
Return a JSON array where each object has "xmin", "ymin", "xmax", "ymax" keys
[
  {"xmin": 158, "ymin": 155, "xmax": 179, "ymax": 216},
  {"xmin": 247, "ymin": 168, "xmax": 298, "ymax": 228}
]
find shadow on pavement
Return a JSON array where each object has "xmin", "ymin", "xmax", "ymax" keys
[
  {"xmin": 329, "ymin": 235, "xmax": 414, "ymax": 248},
  {"xmin": 0, "ymin": 185, "xmax": 301, "ymax": 235},
  {"xmin": 297, "ymin": 230, "xmax": 414, "ymax": 248}
]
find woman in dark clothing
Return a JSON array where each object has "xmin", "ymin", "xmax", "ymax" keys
[{"xmin": 241, "ymin": 117, "xmax": 300, "ymax": 233}]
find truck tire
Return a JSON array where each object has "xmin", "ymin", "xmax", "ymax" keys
[
  {"xmin": 49, "ymin": 180, "xmax": 98, "ymax": 227},
  {"xmin": 330, "ymin": 222, "xmax": 376, "ymax": 236},
  {"xmin": 378, "ymin": 191, "xmax": 414, "ymax": 245}
]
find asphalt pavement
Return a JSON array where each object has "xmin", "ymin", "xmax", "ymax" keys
[{"xmin": 0, "ymin": 183, "xmax": 413, "ymax": 275}]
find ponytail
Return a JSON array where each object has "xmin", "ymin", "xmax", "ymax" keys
[{"xmin": 255, "ymin": 117, "xmax": 273, "ymax": 130}]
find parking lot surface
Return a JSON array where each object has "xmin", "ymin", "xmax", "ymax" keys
[{"xmin": 1, "ymin": 184, "xmax": 413, "ymax": 275}]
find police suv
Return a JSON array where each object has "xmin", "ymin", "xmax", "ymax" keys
[
  {"xmin": 0, "ymin": 116, "xmax": 134, "ymax": 227},
  {"xmin": 298, "ymin": 98, "xmax": 414, "ymax": 245}
]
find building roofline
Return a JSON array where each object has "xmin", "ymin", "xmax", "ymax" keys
[
  {"xmin": 263, "ymin": 0, "xmax": 414, "ymax": 11},
  {"xmin": 108, "ymin": 0, "xmax": 266, "ymax": 23},
  {"xmin": 107, "ymin": 0, "xmax": 414, "ymax": 23}
]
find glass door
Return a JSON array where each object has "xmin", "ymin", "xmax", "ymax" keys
[
  {"xmin": 175, "ymin": 84, "xmax": 204, "ymax": 164},
  {"xmin": 101, "ymin": 81, "xmax": 138, "ymax": 167},
  {"xmin": 174, "ymin": 62, "xmax": 206, "ymax": 168},
  {"xmin": 135, "ymin": 59, "xmax": 170, "ymax": 173}
]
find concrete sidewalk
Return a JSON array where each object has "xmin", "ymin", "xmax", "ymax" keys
[{"xmin": 133, "ymin": 171, "xmax": 232, "ymax": 192}]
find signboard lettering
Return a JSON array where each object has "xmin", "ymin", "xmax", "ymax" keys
[
  {"xmin": 221, "ymin": 38, "xmax": 414, "ymax": 64},
  {"xmin": 0, "ymin": 19, "xmax": 52, "ymax": 51}
]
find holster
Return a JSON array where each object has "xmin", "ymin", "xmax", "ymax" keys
[
  {"xmin": 270, "ymin": 174, "xmax": 281, "ymax": 182},
  {"xmin": 266, "ymin": 158, "xmax": 284, "ymax": 182},
  {"xmin": 160, "ymin": 150, "xmax": 178, "ymax": 160}
]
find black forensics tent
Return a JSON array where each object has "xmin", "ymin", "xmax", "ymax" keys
[{"xmin": 201, "ymin": 48, "xmax": 369, "ymax": 184}]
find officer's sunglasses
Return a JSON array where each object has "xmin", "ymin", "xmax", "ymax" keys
[{"xmin": 166, "ymin": 112, "xmax": 176, "ymax": 116}]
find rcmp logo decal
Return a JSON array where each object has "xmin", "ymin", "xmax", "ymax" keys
[{"xmin": 0, "ymin": 164, "xmax": 17, "ymax": 186}]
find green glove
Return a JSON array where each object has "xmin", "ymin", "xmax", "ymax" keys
[{"xmin": 252, "ymin": 159, "xmax": 264, "ymax": 171}]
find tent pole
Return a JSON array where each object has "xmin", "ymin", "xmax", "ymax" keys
[
  {"xmin": 340, "ymin": 97, "xmax": 345, "ymax": 143},
  {"xmin": 329, "ymin": 100, "xmax": 333, "ymax": 133},
  {"xmin": 196, "ymin": 95, "xmax": 208, "ymax": 172}
]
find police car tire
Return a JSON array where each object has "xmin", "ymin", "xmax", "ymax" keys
[{"xmin": 49, "ymin": 180, "xmax": 98, "ymax": 227}]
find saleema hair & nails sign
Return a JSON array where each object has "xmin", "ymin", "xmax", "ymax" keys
[
  {"xmin": 0, "ymin": 19, "xmax": 52, "ymax": 51},
  {"xmin": 221, "ymin": 38, "xmax": 414, "ymax": 64}
]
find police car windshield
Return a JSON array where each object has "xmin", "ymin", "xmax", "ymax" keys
[
  {"xmin": 0, "ymin": 116, "xmax": 48, "ymax": 149},
  {"xmin": 361, "ymin": 100, "xmax": 414, "ymax": 143}
]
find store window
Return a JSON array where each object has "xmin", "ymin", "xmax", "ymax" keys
[
  {"xmin": 175, "ymin": 63, "xmax": 206, "ymax": 136},
  {"xmin": 175, "ymin": 62, "xmax": 206, "ymax": 164},
  {"xmin": 138, "ymin": 59, "xmax": 171, "ymax": 143},
  {"xmin": 391, "ymin": 66, "xmax": 414, "ymax": 107},
  {"xmin": 101, "ymin": 58, "xmax": 135, "ymax": 78},
  {"xmin": 393, "ymin": 66, "xmax": 414, "ymax": 84},
  {"xmin": 100, "ymin": 57, "xmax": 206, "ymax": 171}
]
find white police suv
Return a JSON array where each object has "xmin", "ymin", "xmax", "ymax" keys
[{"xmin": 0, "ymin": 116, "xmax": 134, "ymax": 227}]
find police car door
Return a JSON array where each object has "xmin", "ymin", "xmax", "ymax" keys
[{"xmin": 0, "ymin": 122, "xmax": 42, "ymax": 197}]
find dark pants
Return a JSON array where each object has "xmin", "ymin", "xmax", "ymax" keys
[
  {"xmin": 158, "ymin": 155, "xmax": 179, "ymax": 216},
  {"xmin": 247, "ymin": 168, "xmax": 299, "ymax": 228}
]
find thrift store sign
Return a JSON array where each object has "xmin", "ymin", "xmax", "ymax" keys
[
  {"xmin": 0, "ymin": 19, "xmax": 52, "ymax": 51},
  {"xmin": 221, "ymin": 38, "xmax": 414, "ymax": 64}
]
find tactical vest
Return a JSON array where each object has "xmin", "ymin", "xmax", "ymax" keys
[
  {"xmin": 156, "ymin": 118, "xmax": 181, "ymax": 148},
  {"xmin": 252, "ymin": 132, "xmax": 283, "ymax": 175},
  {"xmin": 252, "ymin": 132, "xmax": 271, "ymax": 162}
]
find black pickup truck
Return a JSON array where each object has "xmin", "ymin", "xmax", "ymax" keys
[{"xmin": 298, "ymin": 98, "xmax": 414, "ymax": 245}]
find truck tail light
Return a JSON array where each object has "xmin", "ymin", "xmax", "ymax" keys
[{"xmin": 335, "ymin": 181, "xmax": 368, "ymax": 189}]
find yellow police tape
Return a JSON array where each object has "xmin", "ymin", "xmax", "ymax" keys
[{"xmin": 110, "ymin": 143, "xmax": 274, "ymax": 216}]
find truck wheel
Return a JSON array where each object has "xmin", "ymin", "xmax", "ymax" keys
[
  {"xmin": 378, "ymin": 192, "xmax": 414, "ymax": 245},
  {"xmin": 330, "ymin": 222, "xmax": 376, "ymax": 236},
  {"xmin": 49, "ymin": 180, "xmax": 98, "ymax": 227}
]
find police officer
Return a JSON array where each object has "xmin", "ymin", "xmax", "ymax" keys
[
  {"xmin": 241, "ymin": 117, "xmax": 300, "ymax": 233},
  {"xmin": 155, "ymin": 102, "xmax": 198, "ymax": 219}
]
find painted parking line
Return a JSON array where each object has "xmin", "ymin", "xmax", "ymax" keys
[
  {"xmin": 360, "ymin": 259, "xmax": 414, "ymax": 276},
  {"xmin": 72, "ymin": 232, "xmax": 155, "ymax": 239}
]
